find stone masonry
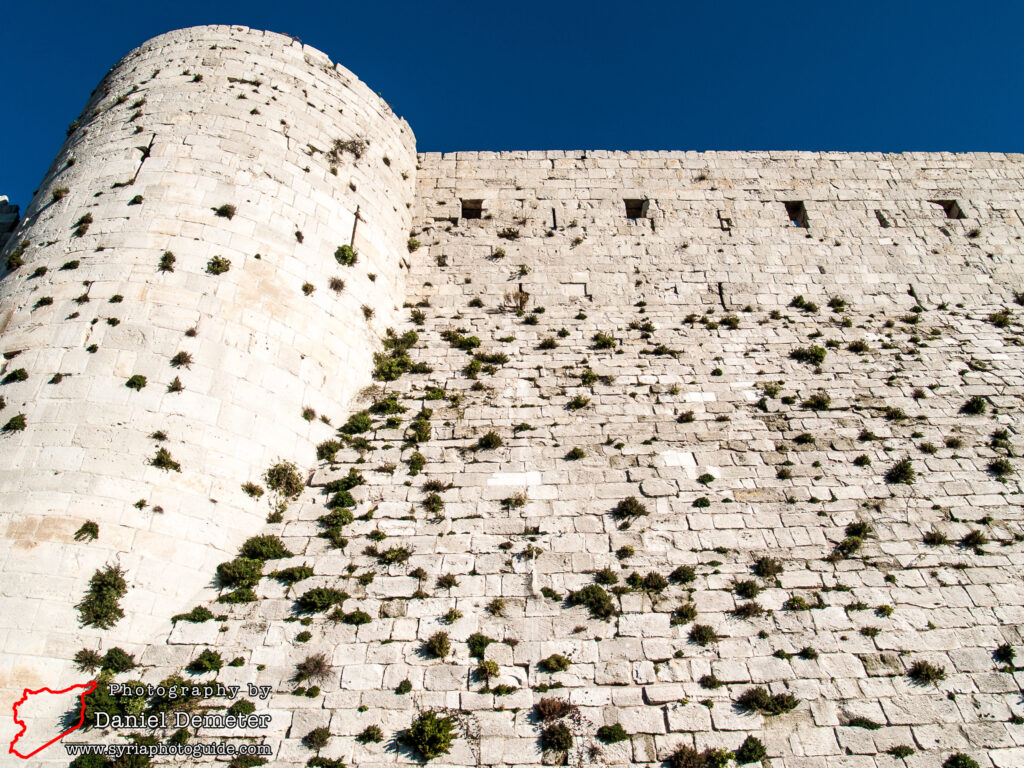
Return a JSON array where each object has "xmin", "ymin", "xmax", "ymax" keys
[
  {"xmin": 1, "ymin": 24, "xmax": 1024, "ymax": 768},
  {"xmin": 0, "ymin": 197, "xmax": 18, "ymax": 252}
]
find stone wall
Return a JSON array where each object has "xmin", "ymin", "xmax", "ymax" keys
[
  {"xmin": 3, "ymin": 26, "xmax": 1024, "ymax": 767},
  {"xmin": 0, "ymin": 195, "xmax": 18, "ymax": 252},
  {"xmin": 0, "ymin": 24, "xmax": 415, "ymax": 744},
  {"xmin": 43, "ymin": 148, "xmax": 1021, "ymax": 767}
]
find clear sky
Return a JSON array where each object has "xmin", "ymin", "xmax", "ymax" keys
[{"xmin": 2, "ymin": 1, "xmax": 1022, "ymax": 208}]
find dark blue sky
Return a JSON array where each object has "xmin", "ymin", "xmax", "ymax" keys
[{"xmin": 2, "ymin": 1, "xmax": 1022, "ymax": 208}]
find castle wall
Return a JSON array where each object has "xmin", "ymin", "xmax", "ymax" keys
[
  {"xmin": 414, "ymin": 150, "xmax": 1024, "ymax": 313},
  {"xmin": 74, "ymin": 149, "xmax": 1022, "ymax": 767},
  {"xmin": 1, "ymin": 25, "xmax": 1024, "ymax": 767},
  {"xmin": 0, "ymin": 196, "xmax": 18, "ymax": 252},
  {"xmin": 0, "ymin": 24, "xmax": 415, "ymax": 712}
]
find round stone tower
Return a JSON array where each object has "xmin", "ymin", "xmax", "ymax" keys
[{"xmin": 0, "ymin": 23, "xmax": 415, "ymax": 725}]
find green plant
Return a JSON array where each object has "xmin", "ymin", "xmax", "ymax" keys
[
  {"xmin": 960, "ymin": 529, "xmax": 988, "ymax": 552},
  {"xmin": 592, "ymin": 332, "xmax": 617, "ymax": 349},
  {"xmin": 921, "ymin": 529, "xmax": 948, "ymax": 547},
  {"xmin": 74, "ymin": 521, "xmax": 99, "ymax": 542},
  {"xmin": 888, "ymin": 746, "xmax": 916, "ymax": 758},
  {"xmin": 733, "ymin": 579, "xmax": 761, "ymax": 599},
  {"xmin": 595, "ymin": 723, "xmax": 628, "ymax": 744},
  {"xmin": 424, "ymin": 631, "xmax": 451, "ymax": 657},
  {"xmin": 534, "ymin": 697, "xmax": 574, "ymax": 721},
  {"xmin": 73, "ymin": 213, "xmax": 93, "ymax": 237},
  {"xmin": 2, "ymin": 413, "xmax": 26, "ymax": 432},
  {"xmin": 218, "ymin": 587, "xmax": 256, "ymax": 603},
  {"xmin": 407, "ymin": 451, "xmax": 426, "ymax": 475},
  {"xmin": 831, "ymin": 536, "xmax": 862, "ymax": 559},
  {"xmin": 125, "ymin": 375, "xmax": 147, "ymax": 391},
  {"xmin": 612, "ymin": 496, "xmax": 648, "ymax": 521},
  {"xmin": 171, "ymin": 605, "xmax": 214, "ymax": 624},
  {"xmin": 437, "ymin": 573, "xmax": 458, "ymax": 589},
  {"xmin": 692, "ymin": 496, "xmax": 711, "ymax": 508},
  {"xmin": 295, "ymin": 653, "xmax": 331, "ymax": 683},
  {"xmin": 227, "ymin": 699, "xmax": 255, "ymax": 716},
  {"xmin": 466, "ymin": 632, "xmax": 495, "ymax": 659},
  {"xmin": 378, "ymin": 546, "xmax": 412, "ymax": 566},
  {"xmin": 847, "ymin": 716, "xmax": 881, "ymax": 729},
  {"xmin": 667, "ymin": 746, "xmax": 731, "ymax": 768},
  {"xmin": 540, "ymin": 722, "xmax": 572, "ymax": 753},
  {"xmin": 696, "ymin": 472, "xmax": 715, "ymax": 485},
  {"xmin": 736, "ymin": 686, "xmax": 798, "ymax": 715},
  {"xmin": 99, "ymin": 647, "xmax": 136, "ymax": 674},
  {"xmin": 960, "ymin": 396, "xmax": 987, "ymax": 415},
  {"xmin": 539, "ymin": 654, "xmax": 571, "ymax": 672},
  {"xmin": 214, "ymin": 204, "xmax": 236, "ymax": 219},
  {"xmin": 783, "ymin": 595, "xmax": 809, "ymax": 611},
  {"xmin": 356, "ymin": 724, "xmax": 384, "ymax": 744},
  {"xmin": 402, "ymin": 711, "xmax": 456, "ymax": 760},
  {"xmin": 1, "ymin": 368, "xmax": 28, "ymax": 384},
  {"xmin": 689, "ymin": 624, "xmax": 719, "ymax": 645},
  {"xmin": 328, "ymin": 243, "xmax": 359, "ymax": 268},
  {"xmin": 639, "ymin": 572, "xmax": 669, "ymax": 593},
  {"xmin": 989, "ymin": 458, "xmax": 1014, "ymax": 480},
  {"xmin": 158, "ymin": 251, "xmax": 175, "ymax": 272},
  {"xmin": 993, "ymin": 643, "xmax": 1016, "ymax": 665},
  {"xmin": 240, "ymin": 481, "xmax": 265, "ymax": 499},
  {"xmin": 907, "ymin": 660, "xmax": 946, "ymax": 685},
  {"xmin": 734, "ymin": 735, "xmax": 767, "ymax": 764},
  {"xmin": 205, "ymin": 255, "xmax": 231, "ymax": 275},
  {"xmin": 564, "ymin": 394, "xmax": 592, "ymax": 412},
  {"xmin": 942, "ymin": 754, "xmax": 980, "ymax": 768},
  {"xmin": 475, "ymin": 431, "xmax": 503, "ymax": 450},
  {"xmin": 297, "ymin": 588, "xmax": 348, "ymax": 613},
  {"xmin": 303, "ymin": 726, "xmax": 331, "ymax": 751},
  {"xmin": 77, "ymin": 565, "xmax": 127, "ymax": 629},
  {"xmin": 790, "ymin": 346, "xmax": 826, "ymax": 365},
  {"xmin": 407, "ymin": 237, "xmax": 421, "ymax": 252},
  {"xmin": 166, "ymin": 376, "xmax": 183, "ymax": 393},
  {"xmin": 240, "ymin": 534, "xmax": 292, "ymax": 561},
  {"xmin": 802, "ymin": 391, "xmax": 831, "ymax": 410},
  {"xmin": 885, "ymin": 458, "xmax": 915, "ymax": 484},
  {"xmin": 216, "ymin": 557, "xmax": 263, "ymax": 588},
  {"xmin": 540, "ymin": 586, "xmax": 563, "ymax": 601},
  {"xmin": 73, "ymin": 648, "xmax": 104, "ymax": 673},
  {"xmin": 187, "ymin": 648, "xmax": 223, "ymax": 673},
  {"xmin": 272, "ymin": 564, "xmax": 314, "ymax": 585},
  {"xmin": 567, "ymin": 584, "xmax": 616, "ymax": 619},
  {"xmin": 264, "ymin": 461, "xmax": 304, "ymax": 498}
]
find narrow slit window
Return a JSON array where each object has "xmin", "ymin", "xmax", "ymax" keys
[
  {"xmin": 784, "ymin": 201, "xmax": 809, "ymax": 228},
  {"xmin": 624, "ymin": 199, "xmax": 647, "ymax": 219},
  {"xmin": 929, "ymin": 199, "xmax": 965, "ymax": 220},
  {"xmin": 875, "ymin": 209, "xmax": 891, "ymax": 228},
  {"xmin": 461, "ymin": 199, "xmax": 483, "ymax": 220}
]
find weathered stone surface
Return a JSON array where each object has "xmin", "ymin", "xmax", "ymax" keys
[{"xmin": 2, "ymin": 23, "xmax": 1024, "ymax": 768}]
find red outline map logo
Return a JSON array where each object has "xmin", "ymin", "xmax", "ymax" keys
[{"xmin": 8, "ymin": 680, "xmax": 97, "ymax": 759}]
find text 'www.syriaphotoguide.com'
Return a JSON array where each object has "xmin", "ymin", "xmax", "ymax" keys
[{"xmin": 65, "ymin": 742, "xmax": 272, "ymax": 758}]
